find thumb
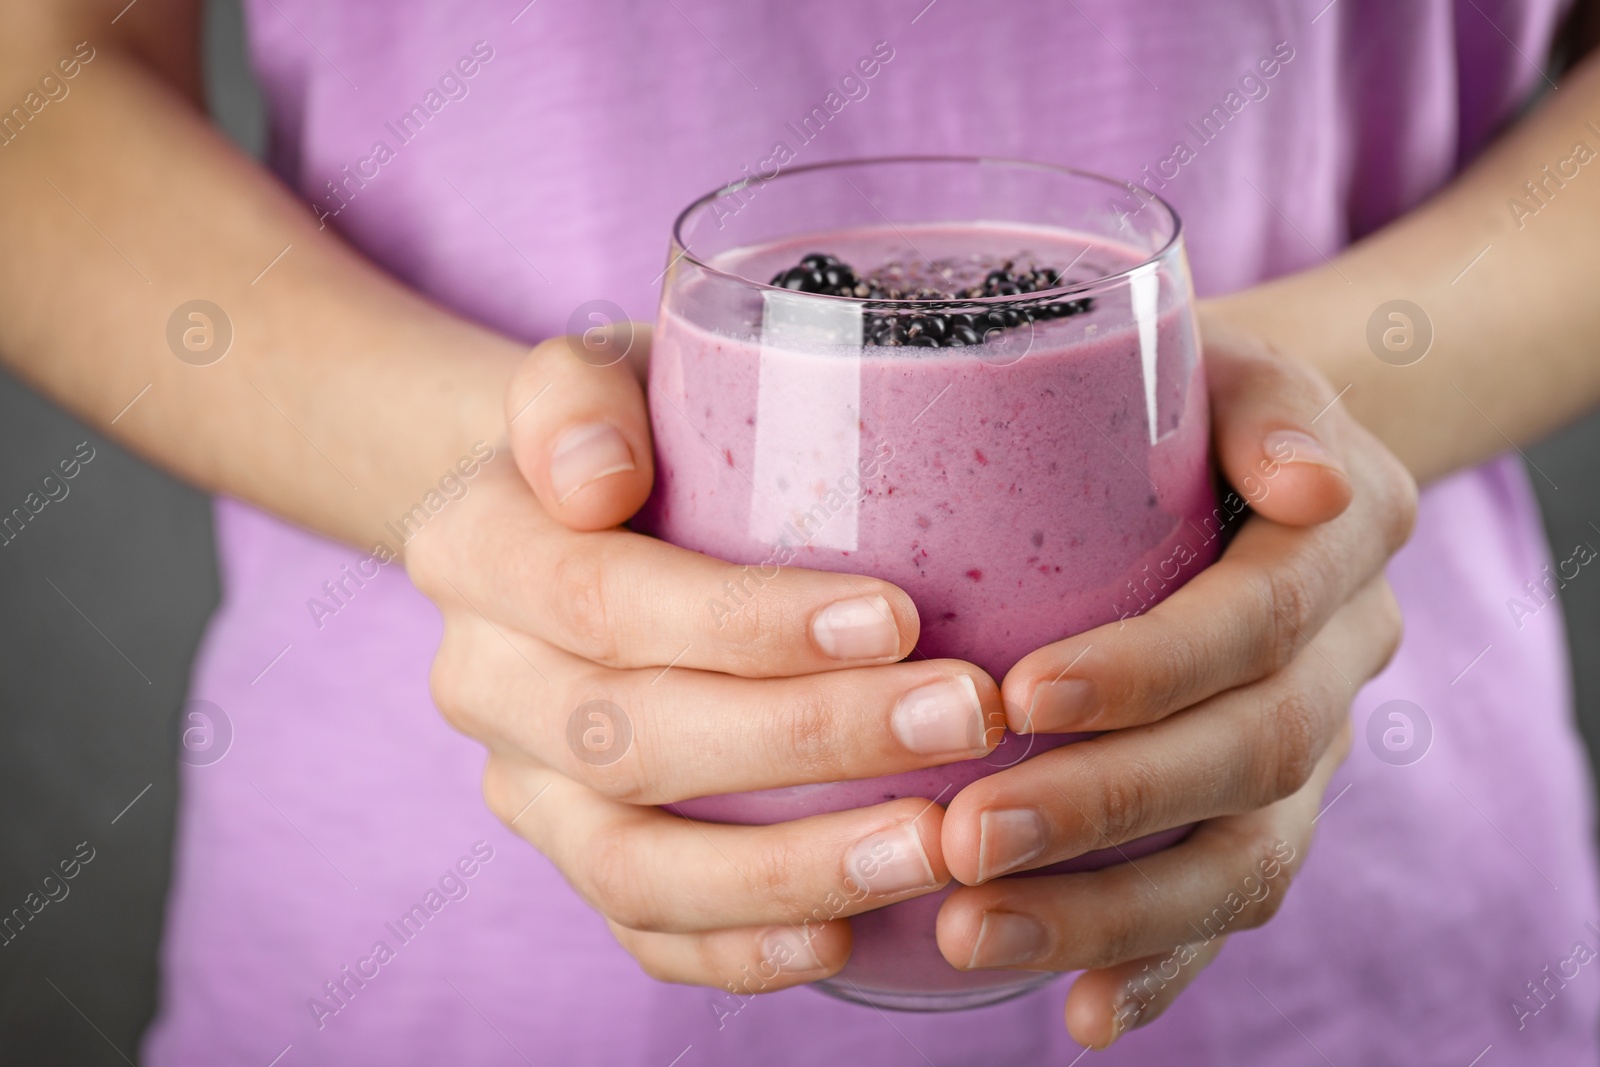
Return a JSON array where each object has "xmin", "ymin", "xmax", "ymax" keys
[
  {"xmin": 1202, "ymin": 314, "xmax": 1352, "ymax": 527},
  {"xmin": 506, "ymin": 321, "xmax": 655, "ymax": 531}
]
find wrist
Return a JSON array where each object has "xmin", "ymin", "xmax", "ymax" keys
[{"xmin": 351, "ymin": 331, "xmax": 522, "ymax": 561}]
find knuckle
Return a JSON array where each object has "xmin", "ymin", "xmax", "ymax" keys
[
  {"xmin": 1261, "ymin": 566, "xmax": 1316, "ymax": 671},
  {"xmin": 770, "ymin": 690, "xmax": 847, "ymax": 782},
  {"xmin": 1140, "ymin": 624, "xmax": 1209, "ymax": 721},
  {"xmin": 479, "ymin": 759, "xmax": 519, "ymax": 826},
  {"xmin": 1239, "ymin": 834, "xmax": 1298, "ymax": 928},
  {"xmin": 586, "ymin": 756, "xmax": 653, "ymax": 806},
  {"xmin": 429, "ymin": 624, "xmax": 476, "ymax": 735},
  {"xmin": 632, "ymin": 947, "xmax": 677, "ymax": 984},
  {"xmin": 1191, "ymin": 830, "xmax": 1298, "ymax": 935},
  {"xmin": 592, "ymin": 771, "xmax": 652, "ymax": 807},
  {"xmin": 1081, "ymin": 904, "xmax": 1146, "ymax": 969},
  {"xmin": 1242, "ymin": 343, "xmax": 1297, "ymax": 388},
  {"xmin": 550, "ymin": 543, "xmax": 621, "ymax": 664},
  {"xmin": 1265, "ymin": 690, "xmax": 1322, "ymax": 802},
  {"xmin": 403, "ymin": 539, "xmax": 443, "ymax": 599},
  {"xmin": 695, "ymin": 937, "xmax": 737, "ymax": 990},
  {"xmin": 524, "ymin": 334, "xmax": 575, "ymax": 376},
  {"xmin": 1374, "ymin": 582, "xmax": 1405, "ymax": 672},
  {"xmin": 1246, "ymin": 879, "xmax": 1290, "ymax": 927},
  {"xmin": 1329, "ymin": 715, "xmax": 1356, "ymax": 763},
  {"xmin": 1303, "ymin": 372, "xmax": 1339, "ymax": 410},
  {"xmin": 1268, "ymin": 350, "xmax": 1336, "ymax": 408},
  {"xmin": 584, "ymin": 827, "xmax": 661, "ymax": 931},
  {"xmin": 1251, "ymin": 344, "xmax": 1338, "ymax": 413},
  {"xmin": 565, "ymin": 677, "xmax": 653, "ymax": 804},
  {"xmin": 708, "ymin": 570, "xmax": 770, "ymax": 649},
  {"xmin": 1376, "ymin": 452, "xmax": 1420, "ymax": 552},
  {"xmin": 1093, "ymin": 756, "xmax": 1163, "ymax": 847},
  {"xmin": 744, "ymin": 834, "xmax": 807, "ymax": 918}
]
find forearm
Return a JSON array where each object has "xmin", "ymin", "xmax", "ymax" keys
[
  {"xmin": 1211, "ymin": 52, "xmax": 1600, "ymax": 484},
  {"xmin": 0, "ymin": 4, "xmax": 522, "ymax": 552}
]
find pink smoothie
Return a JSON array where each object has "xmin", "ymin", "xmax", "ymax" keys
[{"xmin": 639, "ymin": 223, "xmax": 1222, "ymax": 1006}]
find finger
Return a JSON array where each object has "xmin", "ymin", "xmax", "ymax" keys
[
  {"xmin": 1064, "ymin": 936, "xmax": 1228, "ymax": 1049},
  {"xmin": 945, "ymin": 581, "xmax": 1394, "ymax": 884},
  {"xmin": 935, "ymin": 720, "xmax": 1344, "ymax": 981},
  {"xmin": 419, "ymin": 462, "xmax": 922, "ymax": 676},
  {"xmin": 482, "ymin": 757, "xmax": 950, "ymax": 933},
  {"xmin": 937, "ymin": 790, "xmax": 1311, "ymax": 972},
  {"xmin": 434, "ymin": 617, "xmax": 1004, "ymax": 802},
  {"xmin": 606, "ymin": 918, "xmax": 850, "ymax": 994},
  {"xmin": 1070, "ymin": 726, "xmax": 1351, "ymax": 1051},
  {"xmin": 1200, "ymin": 311, "xmax": 1352, "ymax": 526},
  {"xmin": 1003, "ymin": 439, "xmax": 1414, "ymax": 733},
  {"xmin": 507, "ymin": 327, "xmax": 656, "ymax": 531}
]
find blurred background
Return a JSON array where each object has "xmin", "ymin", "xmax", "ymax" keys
[{"xmin": 1, "ymin": 1, "xmax": 1598, "ymax": 1062}]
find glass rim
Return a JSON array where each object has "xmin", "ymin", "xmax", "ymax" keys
[{"xmin": 669, "ymin": 154, "xmax": 1184, "ymax": 308}]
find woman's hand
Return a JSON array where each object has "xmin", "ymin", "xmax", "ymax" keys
[
  {"xmin": 406, "ymin": 330, "xmax": 1008, "ymax": 993},
  {"xmin": 933, "ymin": 310, "xmax": 1419, "ymax": 1048}
]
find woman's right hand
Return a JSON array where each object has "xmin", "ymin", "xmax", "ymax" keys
[{"xmin": 405, "ymin": 330, "xmax": 1007, "ymax": 993}]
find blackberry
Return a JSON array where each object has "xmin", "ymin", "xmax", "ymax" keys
[
  {"xmin": 822, "ymin": 264, "xmax": 858, "ymax": 291},
  {"xmin": 1038, "ymin": 297, "xmax": 1095, "ymax": 319},
  {"xmin": 869, "ymin": 319, "xmax": 908, "ymax": 346},
  {"xmin": 771, "ymin": 265, "xmax": 827, "ymax": 292},
  {"xmin": 770, "ymin": 253, "xmax": 860, "ymax": 296},
  {"xmin": 763, "ymin": 251, "xmax": 1093, "ymax": 347}
]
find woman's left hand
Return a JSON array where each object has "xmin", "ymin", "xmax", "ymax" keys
[{"xmin": 933, "ymin": 310, "xmax": 1419, "ymax": 1048}]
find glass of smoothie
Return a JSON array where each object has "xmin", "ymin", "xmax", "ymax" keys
[{"xmin": 636, "ymin": 157, "xmax": 1220, "ymax": 1011}]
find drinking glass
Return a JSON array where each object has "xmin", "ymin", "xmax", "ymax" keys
[{"xmin": 637, "ymin": 156, "xmax": 1220, "ymax": 1011}]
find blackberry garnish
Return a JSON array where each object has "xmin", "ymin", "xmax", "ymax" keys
[
  {"xmin": 823, "ymin": 264, "xmax": 856, "ymax": 290},
  {"xmin": 772, "ymin": 265, "xmax": 825, "ymax": 292},
  {"xmin": 770, "ymin": 252, "xmax": 860, "ymax": 296},
  {"xmin": 870, "ymin": 320, "xmax": 908, "ymax": 346},
  {"xmin": 764, "ymin": 251, "xmax": 1096, "ymax": 346}
]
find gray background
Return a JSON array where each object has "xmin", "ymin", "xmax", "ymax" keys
[{"xmin": 1, "ymin": 2, "xmax": 1597, "ymax": 1062}]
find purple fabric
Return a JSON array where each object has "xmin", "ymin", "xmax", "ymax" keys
[{"xmin": 145, "ymin": 1, "xmax": 1600, "ymax": 1063}]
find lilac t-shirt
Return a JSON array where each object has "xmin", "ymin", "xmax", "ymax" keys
[{"xmin": 146, "ymin": 1, "xmax": 1600, "ymax": 1063}]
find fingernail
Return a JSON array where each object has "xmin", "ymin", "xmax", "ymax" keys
[
  {"xmin": 760, "ymin": 926, "xmax": 823, "ymax": 973},
  {"xmin": 977, "ymin": 808, "xmax": 1048, "ymax": 882},
  {"xmin": 1107, "ymin": 986, "xmax": 1151, "ymax": 1045},
  {"xmin": 812, "ymin": 594, "xmax": 899, "ymax": 660},
  {"xmin": 1263, "ymin": 429, "xmax": 1345, "ymax": 475},
  {"xmin": 1023, "ymin": 678, "xmax": 1097, "ymax": 732},
  {"xmin": 892, "ymin": 676, "xmax": 986, "ymax": 756},
  {"xmin": 551, "ymin": 423, "xmax": 636, "ymax": 503},
  {"xmin": 846, "ymin": 824, "xmax": 937, "ymax": 896},
  {"xmin": 966, "ymin": 911, "xmax": 1046, "ymax": 969}
]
